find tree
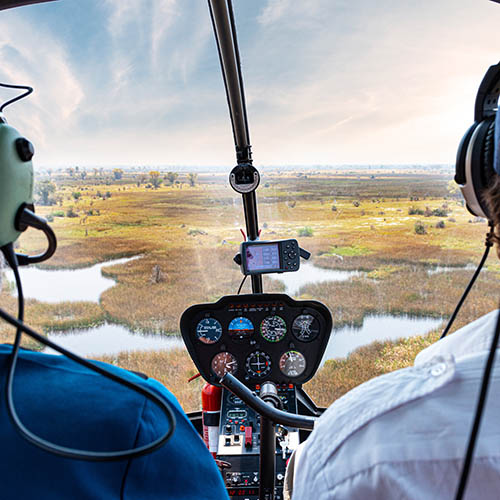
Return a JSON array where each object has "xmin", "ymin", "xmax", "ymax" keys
[
  {"xmin": 166, "ymin": 171, "xmax": 178, "ymax": 185},
  {"xmin": 188, "ymin": 173, "xmax": 198, "ymax": 187},
  {"xmin": 149, "ymin": 171, "xmax": 163, "ymax": 189},
  {"xmin": 113, "ymin": 169, "xmax": 124, "ymax": 180},
  {"xmin": 35, "ymin": 180, "xmax": 56, "ymax": 206}
]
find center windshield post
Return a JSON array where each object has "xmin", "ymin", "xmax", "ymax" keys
[{"xmin": 208, "ymin": 0, "xmax": 262, "ymax": 294}]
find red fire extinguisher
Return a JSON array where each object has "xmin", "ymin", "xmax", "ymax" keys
[{"xmin": 202, "ymin": 383, "xmax": 222, "ymax": 458}]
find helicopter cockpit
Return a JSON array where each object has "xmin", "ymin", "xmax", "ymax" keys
[{"xmin": 2, "ymin": 1, "xmax": 500, "ymax": 500}]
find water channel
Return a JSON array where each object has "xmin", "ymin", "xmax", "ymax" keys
[
  {"xmin": 4, "ymin": 257, "xmax": 443, "ymax": 361},
  {"xmin": 4, "ymin": 255, "xmax": 141, "ymax": 303}
]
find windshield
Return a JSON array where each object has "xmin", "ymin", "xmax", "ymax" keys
[{"xmin": 0, "ymin": 0, "xmax": 499, "ymax": 412}]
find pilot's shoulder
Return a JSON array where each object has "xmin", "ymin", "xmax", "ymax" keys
[{"xmin": 298, "ymin": 355, "xmax": 456, "ymax": 481}]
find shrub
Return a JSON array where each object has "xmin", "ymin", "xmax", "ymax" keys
[
  {"xmin": 436, "ymin": 220, "xmax": 445, "ymax": 229},
  {"xmin": 408, "ymin": 206, "xmax": 424, "ymax": 215},
  {"xmin": 45, "ymin": 214, "xmax": 54, "ymax": 222},
  {"xmin": 414, "ymin": 221, "xmax": 427, "ymax": 235},
  {"xmin": 51, "ymin": 211, "xmax": 65, "ymax": 217},
  {"xmin": 66, "ymin": 207, "xmax": 78, "ymax": 218},
  {"xmin": 331, "ymin": 205, "xmax": 337, "ymax": 211},
  {"xmin": 352, "ymin": 200, "xmax": 360, "ymax": 207},
  {"xmin": 298, "ymin": 226, "xmax": 314, "ymax": 237}
]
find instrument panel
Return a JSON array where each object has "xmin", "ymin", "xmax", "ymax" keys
[{"xmin": 180, "ymin": 294, "xmax": 332, "ymax": 387}]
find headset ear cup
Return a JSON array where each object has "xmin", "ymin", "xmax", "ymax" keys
[
  {"xmin": 462, "ymin": 118, "xmax": 496, "ymax": 219},
  {"xmin": 455, "ymin": 123, "xmax": 478, "ymax": 185}
]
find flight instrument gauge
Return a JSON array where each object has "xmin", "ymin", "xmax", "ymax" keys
[
  {"xmin": 292, "ymin": 314, "xmax": 320, "ymax": 342},
  {"xmin": 196, "ymin": 318, "xmax": 222, "ymax": 344},
  {"xmin": 260, "ymin": 315, "xmax": 287, "ymax": 342},
  {"xmin": 279, "ymin": 351, "xmax": 306, "ymax": 378},
  {"xmin": 245, "ymin": 351, "xmax": 272, "ymax": 378},
  {"xmin": 228, "ymin": 316, "xmax": 254, "ymax": 340},
  {"xmin": 211, "ymin": 352, "xmax": 238, "ymax": 378}
]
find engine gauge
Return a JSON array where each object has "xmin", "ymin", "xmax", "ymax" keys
[
  {"xmin": 228, "ymin": 316, "xmax": 254, "ymax": 340},
  {"xmin": 245, "ymin": 351, "xmax": 272, "ymax": 378},
  {"xmin": 279, "ymin": 351, "xmax": 306, "ymax": 378},
  {"xmin": 292, "ymin": 314, "xmax": 320, "ymax": 342},
  {"xmin": 260, "ymin": 315, "xmax": 286, "ymax": 343},
  {"xmin": 211, "ymin": 352, "xmax": 238, "ymax": 378},
  {"xmin": 196, "ymin": 318, "xmax": 222, "ymax": 344}
]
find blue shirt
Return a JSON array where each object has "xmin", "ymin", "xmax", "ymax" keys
[{"xmin": 0, "ymin": 344, "xmax": 229, "ymax": 500}]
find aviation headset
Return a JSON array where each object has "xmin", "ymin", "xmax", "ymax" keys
[
  {"xmin": 0, "ymin": 85, "xmax": 176, "ymax": 461},
  {"xmin": 456, "ymin": 61, "xmax": 500, "ymax": 219}
]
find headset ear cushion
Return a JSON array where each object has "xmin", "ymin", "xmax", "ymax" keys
[
  {"xmin": 455, "ymin": 123, "xmax": 479, "ymax": 185},
  {"xmin": 470, "ymin": 118, "xmax": 496, "ymax": 218}
]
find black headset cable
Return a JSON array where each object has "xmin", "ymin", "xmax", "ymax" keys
[
  {"xmin": 0, "ymin": 243, "xmax": 176, "ymax": 462},
  {"xmin": 455, "ymin": 307, "xmax": 500, "ymax": 500},
  {"xmin": 440, "ymin": 223, "xmax": 494, "ymax": 339}
]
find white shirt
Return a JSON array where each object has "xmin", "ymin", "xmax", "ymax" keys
[{"xmin": 292, "ymin": 310, "xmax": 500, "ymax": 500}]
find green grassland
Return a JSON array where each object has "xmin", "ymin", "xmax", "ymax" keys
[{"xmin": 1, "ymin": 167, "xmax": 498, "ymax": 410}]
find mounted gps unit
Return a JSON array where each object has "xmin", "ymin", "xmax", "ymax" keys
[{"xmin": 238, "ymin": 239, "xmax": 308, "ymax": 275}]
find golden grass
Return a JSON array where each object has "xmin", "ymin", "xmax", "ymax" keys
[{"xmin": 4, "ymin": 170, "xmax": 494, "ymax": 412}]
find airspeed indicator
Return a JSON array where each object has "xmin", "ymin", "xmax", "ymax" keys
[{"xmin": 196, "ymin": 318, "xmax": 222, "ymax": 344}]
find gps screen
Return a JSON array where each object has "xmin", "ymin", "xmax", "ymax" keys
[{"xmin": 245, "ymin": 244, "xmax": 280, "ymax": 271}]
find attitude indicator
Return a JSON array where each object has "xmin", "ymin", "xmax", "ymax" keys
[{"xmin": 228, "ymin": 316, "xmax": 254, "ymax": 340}]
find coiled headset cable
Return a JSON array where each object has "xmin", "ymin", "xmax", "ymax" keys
[{"xmin": 0, "ymin": 242, "xmax": 176, "ymax": 462}]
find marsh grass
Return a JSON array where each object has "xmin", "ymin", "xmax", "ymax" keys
[{"xmin": 6, "ymin": 170, "xmax": 495, "ymax": 410}]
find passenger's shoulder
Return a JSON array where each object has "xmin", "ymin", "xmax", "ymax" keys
[{"xmin": 304, "ymin": 355, "xmax": 456, "ymax": 472}]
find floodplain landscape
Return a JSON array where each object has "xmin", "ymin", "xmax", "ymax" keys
[{"xmin": 2, "ymin": 165, "xmax": 499, "ymax": 412}]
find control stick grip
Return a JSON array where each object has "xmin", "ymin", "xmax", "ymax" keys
[{"xmin": 220, "ymin": 373, "xmax": 315, "ymax": 430}]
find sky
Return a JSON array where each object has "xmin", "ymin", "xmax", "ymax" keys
[{"xmin": 0, "ymin": 0, "xmax": 499, "ymax": 168}]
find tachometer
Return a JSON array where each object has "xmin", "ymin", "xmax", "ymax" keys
[
  {"xmin": 260, "ymin": 315, "xmax": 286, "ymax": 342},
  {"xmin": 245, "ymin": 351, "xmax": 272, "ymax": 378},
  {"xmin": 279, "ymin": 351, "xmax": 306, "ymax": 378},
  {"xmin": 228, "ymin": 316, "xmax": 254, "ymax": 340},
  {"xmin": 211, "ymin": 352, "xmax": 238, "ymax": 378},
  {"xmin": 292, "ymin": 314, "xmax": 320, "ymax": 342},
  {"xmin": 196, "ymin": 318, "xmax": 222, "ymax": 344}
]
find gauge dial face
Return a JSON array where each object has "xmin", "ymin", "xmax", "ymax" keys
[
  {"xmin": 245, "ymin": 351, "xmax": 272, "ymax": 378},
  {"xmin": 211, "ymin": 352, "xmax": 238, "ymax": 378},
  {"xmin": 228, "ymin": 316, "xmax": 254, "ymax": 340},
  {"xmin": 279, "ymin": 351, "xmax": 306, "ymax": 378},
  {"xmin": 260, "ymin": 315, "xmax": 287, "ymax": 342},
  {"xmin": 292, "ymin": 314, "xmax": 320, "ymax": 342},
  {"xmin": 196, "ymin": 318, "xmax": 222, "ymax": 344}
]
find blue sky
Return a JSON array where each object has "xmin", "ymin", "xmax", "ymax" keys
[{"xmin": 0, "ymin": 0, "xmax": 499, "ymax": 167}]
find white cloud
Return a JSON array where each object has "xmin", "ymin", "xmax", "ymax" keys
[{"xmin": 257, "ymin": 0, "xmax": 291, "ymax": 26}]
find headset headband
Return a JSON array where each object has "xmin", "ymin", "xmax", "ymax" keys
[{"xmin": 475, "ymin": 62, "xmax": 500, "ymax": 122}]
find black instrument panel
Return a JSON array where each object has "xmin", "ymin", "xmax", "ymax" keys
[{"xmin": 180, "ymin": 294, "xmax": 332, "ymax": 387}]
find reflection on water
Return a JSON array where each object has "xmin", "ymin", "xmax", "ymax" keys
[
  {"xmin": 320, "ymin": 314, "xmax": 442, "ymax": 365},
  {"xmin": 43, "ymin": 314, "xmax": 442, "ymax": 364},
  {"xmin": 267, "ymin": 261, "xmax": 360, "ymax": 295},
  {"xmin": 5, "ymin": 256, "xmax": 140, "ymax": 303},
  {"xmin": 427, "ymin": 264, "xmax": 475, "ymax": 275},
  {"xmin": 45, "ymin": 323, "xmax": 184, "ymax": 357}
]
